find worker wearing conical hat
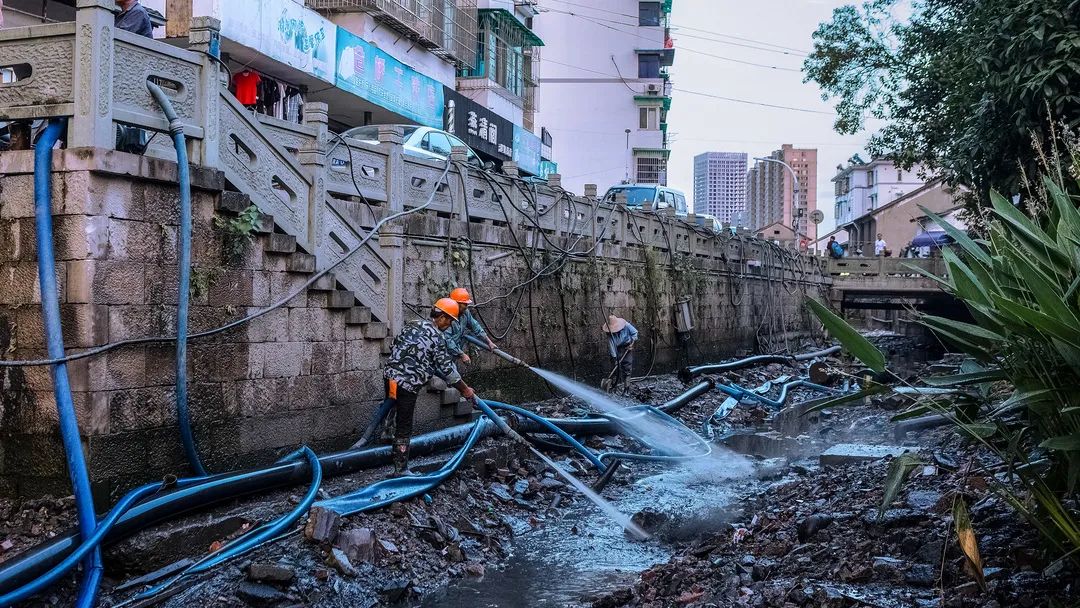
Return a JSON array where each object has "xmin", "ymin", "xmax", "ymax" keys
[{"xmin": 603, "ymin": 315, "xmax": 638, "ymax": 395}]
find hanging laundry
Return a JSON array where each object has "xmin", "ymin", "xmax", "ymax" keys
[{"xmin": 232, "ymin": 70, "xmax": 261, "ymax": 106}]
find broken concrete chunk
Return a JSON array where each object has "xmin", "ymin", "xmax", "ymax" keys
[
  {"xmin": 335, "ymin": 527, "xmax": 376, "ymax": 564},
  {"xmin": 327, "ymin": 547, "xmax": 358, "ymax": 577},
  {"xmin": 489, "ymin": 482, "xmax": 513, "ymax": 502},
  {"xmin": 236, "ymin": 581, "xmax": 287, "ymax": 605},
  {"xmin": 820, "ymin": 444, "xmax": 915, "ymax": 467},
  {"xmin": 304, "ymin": 506, "xmax": 341, "ymax": 543},
  {"xmin": 246, "ymin": 562, "xmax": 295, "ymax": 584}
]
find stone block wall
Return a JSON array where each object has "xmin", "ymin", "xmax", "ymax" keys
[
  {"xmin": 1, "ymin": 148, "xmax": 827, "ymax": 500},
  {"xmin": 0, "ymin": 150, "xmax": 386, "ymax": 500},
  {"xmin": 397, "ymin": 211, "xmax": 827, "ymax": 405}
]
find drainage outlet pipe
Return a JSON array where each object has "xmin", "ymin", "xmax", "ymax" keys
[
  {"xmin": 465, "ymin": 334, "xmax": 529, "ymax": 367},
  {"xmin": 678, "ymin": 345, "xmax": 842, "ymax": 383},
  {"xmin": 32, "ymin": 117, "xmax": 105, "ymax": 608},
  {"xmin": 147, "ymin": 81, "xmax": 205, "ymax": 478}
]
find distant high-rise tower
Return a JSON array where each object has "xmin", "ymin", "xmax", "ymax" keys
[
  {"xmin": 746, "ymin": 145, "xmax": 818, "ymax": 242},
  {"xmin": 693, "ymin": 152, "xmax": 747, "ymax": 225}
]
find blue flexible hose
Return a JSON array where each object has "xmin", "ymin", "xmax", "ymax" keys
[
  {"xmin": 147, "ymin": 82, "xmax": 205, "ymax": 477},
  {"xmin": 123, "ymin": 447, "xmax": 321, "ymax": 605},
  {"xmin": 32, "ymin": 118, "xmax": 104, "ymax": 608},
  {"xmin": 316, "ymin": 419, "xmax": 492, "ymax": 516},
  {"xmin": 480, "ymin": 401, "xmax": 607, "ymax": 473},
  {"xmin": 727, "ymin": 379, "xmax": 840, "ymax": 409},
  {"xmin": 0, "ymin": 478, "xmax": 201, "ymax": 607}
]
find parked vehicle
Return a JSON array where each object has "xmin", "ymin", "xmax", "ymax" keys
[
  {"xmin": 601, "ymin": 184, "xmax": 689, "ymax": 216},
  {"xmin": 340, "ymin": 125, "xmax": 485, "ymax": 167}
]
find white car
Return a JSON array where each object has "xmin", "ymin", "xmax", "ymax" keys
[
  {"xmin": 341, "ymin": 125, "xmax": 485, "ymax": 167},
  {"xmin": 601, "ymin": 184, "xmax": 689, "ymax": 216}
]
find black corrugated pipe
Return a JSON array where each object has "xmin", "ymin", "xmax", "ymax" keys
[{"xmin": 677, "ymin": 346, "xmax": 842, "ymax": 383}]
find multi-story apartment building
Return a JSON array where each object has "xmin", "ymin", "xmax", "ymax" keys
[
  {"xmin": 745, "ymin": 144, "xmax": 818, "ymax": 242},
  {"xmin": 832, "ymin": 157, "xmax": 928, "ymax": 226},
  {"xmin": 81, "ymin": 0, "xmax": 548, "ymax": 173},
  {"xmin": 693, "ymin": 151, "xmax": 747, "ymax": 225},
  {"xmin": 533, "ymin": 0, "xmax": 675, "ymax": 195}
]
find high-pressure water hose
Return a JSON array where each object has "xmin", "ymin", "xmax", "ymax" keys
[
  {"xmin": 122, "ymin": 447, "xmax": 322, "ymax": 605},
  {"xmin": 147, "ymin": 81, "xmax": 206, "ymax": 477},
  {"xmin": 31, "ymin": 117, "xmax": 105, "ymax": 608},
  {"xmin": 0, "ymin": 477, "xmax": 200, "ymax": 607}
]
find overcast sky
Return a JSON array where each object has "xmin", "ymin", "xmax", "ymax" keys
[{"xmin": 664, "ymin": 0, "xmax": 881, "ymax": 234}]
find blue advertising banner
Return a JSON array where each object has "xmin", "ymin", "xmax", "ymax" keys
[
  {"xmin": 335, "ymin": 28, "xmax": 444, "ymax": 128},
  {"xmin": 513, "ymin": 125, "xmax": 542, "ymax": 176},
  {"xmin": 538, "ymin": 160, "xmax": 559, "ymax": 179}
]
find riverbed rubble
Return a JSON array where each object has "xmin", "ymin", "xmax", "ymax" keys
[{"xmin": 2, "ymin": 338, "xmax": 1076, "ymax": 607}]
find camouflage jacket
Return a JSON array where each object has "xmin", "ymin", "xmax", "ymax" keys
[
  {"xmin": 442, "ymin": 309, "xmax": 488, "ymax": 357},
  {"xmin": 385, "ymin": 320, "xmax": 461, "ymax": 393}
]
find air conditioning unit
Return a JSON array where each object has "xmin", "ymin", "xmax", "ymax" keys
[{"xmin": 645, "ymin": 84, "xmax": 661, "ymax": 95}]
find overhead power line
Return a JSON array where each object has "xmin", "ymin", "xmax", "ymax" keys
[
  {"xmin": 538, "ymin": 8, "xmax": 804, "ymax": 72},
  {"xmin": 538, "ymin": 0, "xmax": 809, "ymax": 55},
  {"xmin": 538, "ymin": 59, "xmax": 833, "ymax": 116},
  {"xmin": 674, "ymin": 88, "xmax": 836, "ymax": 115}
]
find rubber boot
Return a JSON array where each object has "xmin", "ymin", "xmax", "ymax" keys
[{"xmin": 392, "ymin": 439, "xmax": 418, "ymax": 477}]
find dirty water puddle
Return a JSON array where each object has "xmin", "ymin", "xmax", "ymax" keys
[{"xmin": 420, "ymin": 457, "xmax": 761, "ymax": 608}]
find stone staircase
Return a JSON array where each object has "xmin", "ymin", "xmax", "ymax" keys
[{"xmin": 216, "ymin": 190, "xmax": 389, "ymax": 345}]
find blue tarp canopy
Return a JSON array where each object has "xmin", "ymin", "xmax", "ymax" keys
[{"xmin": 911, "ymin": 230, "xmax": 954, "ymax": 248}]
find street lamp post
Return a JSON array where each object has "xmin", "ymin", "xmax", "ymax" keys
[{"xmin": 624, "ymin": 128, "xmax": 632, "ymax": 183}]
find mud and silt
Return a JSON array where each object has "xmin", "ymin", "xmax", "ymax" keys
[{"xmin": 2, "ymin": 334, "xmax": 1078, "ymax": 607}]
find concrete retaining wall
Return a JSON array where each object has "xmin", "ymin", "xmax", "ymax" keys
[{"xmin": 0, "ymin": 149, "xmax": 827, "ymax": 500}]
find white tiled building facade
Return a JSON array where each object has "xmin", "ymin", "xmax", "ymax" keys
[{"xmin": 693, "ymin": 151, "xmax": 747, "ymax": 225}]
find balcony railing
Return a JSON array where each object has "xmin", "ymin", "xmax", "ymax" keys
[{"xmin": 306, "ymin": 0, "xmax": 478, "ymax": 69}]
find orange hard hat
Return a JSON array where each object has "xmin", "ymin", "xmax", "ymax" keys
[
  {"xmin": 449, "ymin": 287, "xmax": 474, "ymax": 305},
  {"xmin": 433, "ymin": 298, "xmax": 461, "ymax": 320}
]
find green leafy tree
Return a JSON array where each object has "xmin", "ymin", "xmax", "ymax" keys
[{"xmin": 804, "ymin": 0, "xmax": 1080, "ymax": 201}]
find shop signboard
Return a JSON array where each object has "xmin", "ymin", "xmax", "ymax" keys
[
  {"xmin": 335, "ymin": 28, "xmax": 444, "ymax": 128},
  {"xmin": 218, "ymin": 0, "xmax": 336, "ymax": 83},
  {"xmin": 443, "ymin": 88, "xmax": 513, "ymax": 161},
  {"xmin": 512, "ymin": 125, "xmax": 543, "ymax": 176}
]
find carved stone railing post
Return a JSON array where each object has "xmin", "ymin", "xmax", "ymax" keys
[
  {"xmin": 71, "ymin": 0, "xmax": 116, "ymax": 149},
  {"xmin": 450, "ymin": 146, "xmax": 469, "ymax": 221},
  {"xmin": 378, "ymin": 126, "xmax": 406, "ymax": 333},
  {"xmin": 188, "ymin": 16, "xmax": 222, "ymax": 167},
  {"xmin": 300, "ymin": 102, "xmax": 329, "ymax": 251}
]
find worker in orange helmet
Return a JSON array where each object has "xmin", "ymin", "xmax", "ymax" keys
[
  {"xmin": 443, "ymin": 287, "xmax": 496, "ymax": 363},
  {"xmin": 358, "ymin": 298, "xmax": 476, "ymax": 475}
]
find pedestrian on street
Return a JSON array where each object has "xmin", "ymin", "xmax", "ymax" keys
[
  {"xmin": 827, "ymin": 236, "xmax": 844, "ymax": 259},
  {"xmin": 874, "ymin": 233, "xmax": 888, "ymax": 256},
  {"xmin": 603, "ymin": 315, "xmax": 638, "ymax": 394},
  {"xmin": 443, "ymin": 287, "xmax": 496, "ymax": 364},
  {"xmin": 382, "ymin": 298, "xmax": 476, "ymax": 476}
]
